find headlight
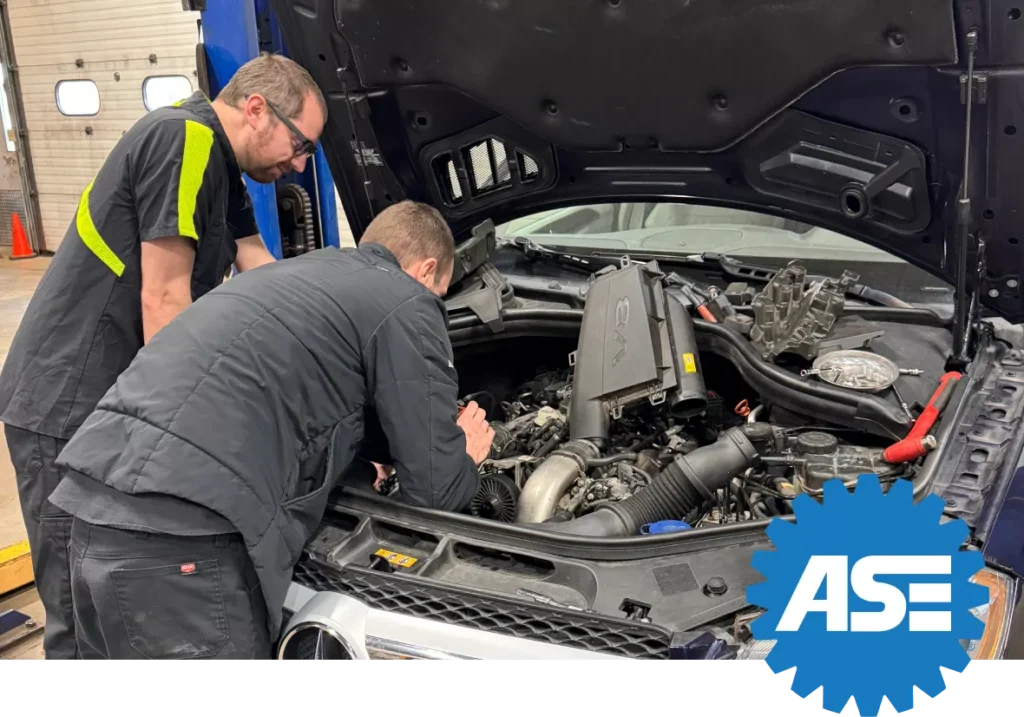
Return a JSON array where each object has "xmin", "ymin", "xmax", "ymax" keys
[{"xmin": 964, "ymin": 567, "xmax": 1018, "ymax": 660}]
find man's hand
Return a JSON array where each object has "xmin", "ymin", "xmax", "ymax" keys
[
  {"xmin": 371, "ymin": 461, "xmax": 395, "ymax": 492},
  {"xmin": 457, "ymin": 401, "xmax": 495, "ymax": 465}
]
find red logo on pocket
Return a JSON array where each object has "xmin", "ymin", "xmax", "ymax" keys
[{"xmin": 180, "ymin": 563, "xmax": 196, "ymax": 574}]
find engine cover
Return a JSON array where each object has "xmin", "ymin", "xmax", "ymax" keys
[{"xmin": 568, "ymin": 261, "xmax": 707, "ymax": 444}]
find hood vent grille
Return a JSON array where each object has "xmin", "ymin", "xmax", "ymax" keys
[
  {"xmin": 468, "ymin": 139, "xmax": 511, "ymax": 193},
  {"xmin": 432, "ymin": 136, "xmax": 542, "ymax": 208}
]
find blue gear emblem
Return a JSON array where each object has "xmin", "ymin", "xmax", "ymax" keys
[{"xmin": 746, "ymin": 475, "xmax": 989, "ymax": 716}]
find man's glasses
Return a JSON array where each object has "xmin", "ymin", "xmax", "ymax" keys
[{"xmin": 267, "ymin": 100, "xmax": 317, "ymax": 158}]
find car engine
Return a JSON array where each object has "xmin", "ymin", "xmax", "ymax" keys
[{"xmin": 458, "ymin": 259, "xmax": 926, "ymax": 536}]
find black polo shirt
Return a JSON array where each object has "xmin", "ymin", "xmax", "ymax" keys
[{"xmin": 0, "ymin": 91, "xmax": 259, "ymax": 439}]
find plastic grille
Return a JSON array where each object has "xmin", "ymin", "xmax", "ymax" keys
[
  {"xmin": 293, "ymin": 558, "xmax": 671, "ymax": 659},
  {"xmin": 446, "ymin": 159, "xmax": 463, "ymax": 200},
  {"xmin": 521, "ymin": 152, "xmax": 539, "ymax": 179},
  {"xmin": 468, "ymin": 141, "xmax": 494, "ymax": 191}
]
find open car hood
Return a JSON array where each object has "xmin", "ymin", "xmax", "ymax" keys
[{"xmin": 269, "ymin": 0, "xmax": 1024, "ymax": 322}]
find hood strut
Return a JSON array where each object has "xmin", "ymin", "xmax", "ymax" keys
[{"xmin": 951, "ymin": 28, "xmax": 980, "ymax": 369}]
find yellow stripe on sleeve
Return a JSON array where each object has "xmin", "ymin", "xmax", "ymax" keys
[{"xmin": 177, "ymin": 119, "xmax": 215, "ymax": 241}]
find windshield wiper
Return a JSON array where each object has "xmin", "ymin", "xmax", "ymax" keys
[
  {"xmin": 502, "ymin": 236, "xmax": 624, "ymax": 274},
  {"xmin": 507, "ymin": 241, "xmax": 728, "ymax": 287}
]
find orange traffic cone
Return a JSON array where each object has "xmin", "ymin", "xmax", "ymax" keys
[{"xmin": 9, "ymin": 212, "xmax": 36, "ymax": 260}]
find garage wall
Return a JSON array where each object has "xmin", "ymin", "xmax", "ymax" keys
[
  {"xmin": 6, "ymin": 0, "xmax": 200, "ymax": 252},
  {"xmin": 0, "ymin": 65, "xmax": 26, "ymax": 247}
]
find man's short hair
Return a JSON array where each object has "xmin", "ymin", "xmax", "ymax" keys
[
  {"xmin": 360, "ymin": 201, "xmax": 456, "ymax": 278},
  {"xmin": 217, "ymin": 52, "xmax": 328, "ymax": 121}
]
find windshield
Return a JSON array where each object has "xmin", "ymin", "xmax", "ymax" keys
[{"xmin": 495, "ymin": 202, "xmax": 953, "ymax": 307}]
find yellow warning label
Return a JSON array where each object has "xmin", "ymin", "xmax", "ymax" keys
[
  {"xmin": 682, "ymin": 353, "xmax": 697, "ymax": 373},
  {"xmin": 374, "ymin": 548, "xmax": 418, "ymax": 568}
]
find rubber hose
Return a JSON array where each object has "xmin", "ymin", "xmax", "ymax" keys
[
  {"xmin": 586, "ymin": 453, "xmax": 638, "ymax": 469},
  {"xmin": 540, "ymin": 427, "xmax": 759, "ymax": 537}
]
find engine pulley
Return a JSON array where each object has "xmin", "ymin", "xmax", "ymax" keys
[{"xmin": 469, "ymin": 474, "xmax": 521, "ymax": 523}]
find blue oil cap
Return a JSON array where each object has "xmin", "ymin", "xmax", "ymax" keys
[{"xmin": 641, "ymin": 520, "xmax": 692, "ymax": 535}]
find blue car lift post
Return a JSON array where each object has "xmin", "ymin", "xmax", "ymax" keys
[{"xmin": 192, "ymin": 0, "xmax": 342, "ymax": 258}]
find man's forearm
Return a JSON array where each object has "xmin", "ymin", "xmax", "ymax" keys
[
  {"xmin": 141, "ymin": 289, "xmax": 191, "ymax": 343},
  {"xmin": 234, "ymin": 235, "xmax": 277, "ymax": 273},
  {"xmin": 139, "ymin": 236, "xmax": 196, "ymax": 343},
  {"xmin": 395, "ymin": 452, "xmax": 480, "ymax": 512}
]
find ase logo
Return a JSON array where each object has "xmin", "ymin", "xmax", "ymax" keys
[
  {"xmin": 746, "ymin": 475, "xmax": 990, "ymax": 716},
  {"xmin": 777, "ymin": 555, "xmax": 956, "ymax": 634}
]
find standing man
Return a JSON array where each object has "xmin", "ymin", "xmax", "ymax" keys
[
  {"xmin": 48, "ymin": 201, "xmax": 493, "ymax": 659},
  {"xmin": 0, "ymin": 52, "xmax": 326, "ymax": 658}
]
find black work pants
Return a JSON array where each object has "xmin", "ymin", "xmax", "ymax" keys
[
  {"xmin": 4, "ymin": 424, "xmax": 77, "ymax": 659},
  {"xmin": 68, "ymin": 519, "xmax": 272, "ymax": 659}
]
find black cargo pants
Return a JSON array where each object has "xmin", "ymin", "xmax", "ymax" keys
[
  {"xmin": 68, "ymin": 519, "xmax": 272, "ymax": 659},
  {"xmin": 4, "ymin": 424, "xmax": 77, "ymax": 659}
]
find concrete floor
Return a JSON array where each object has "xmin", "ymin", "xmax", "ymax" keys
[{"xmin": 0, "ymin": 246, "xmax": 49, "ymax": 659}]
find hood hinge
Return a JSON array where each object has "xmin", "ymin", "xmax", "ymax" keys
[
  {"xmin": 958, "ymin": 234, "xmax": 988, "ymax": 362},
  {"xmin": 950, "ymin": 28, "xmax": 981, "ymax": 371},
  {"xmin": 959, "ymin": 73, "xmax": 988, "ymax": 105}
]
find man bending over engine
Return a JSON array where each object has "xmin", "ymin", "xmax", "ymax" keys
[{"xmin": 45, "ymin": 200, "xmax": 495, "ymax": 659}]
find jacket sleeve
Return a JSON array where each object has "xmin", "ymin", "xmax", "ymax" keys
[{"xmin": 364, "ymin": 293, "xmax": 480, "ymax": 511}]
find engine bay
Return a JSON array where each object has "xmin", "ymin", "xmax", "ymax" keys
[
  {"xmin": 443, "ymin": 258, "xmax": 966, "ymax": 536},
  {"xmin": 461, "ymin": 369, "xmax": 909, "ymax": 532},
  {"xmin": 304, "ymin": 253, "xmax": 1024, "ymax": 652}
]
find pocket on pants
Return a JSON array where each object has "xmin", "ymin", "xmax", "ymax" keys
[{"xmin": 112, "ymin": 559, "xmax": 230, "ymax": 659}]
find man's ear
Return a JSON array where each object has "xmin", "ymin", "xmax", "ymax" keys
[
  {"xmin": 417, "ymin": 257, "xmax": 438, "ymax": 285},
  {"xmin": 242, "ymin": 94, "xmax": 268, "ymax": 128}
]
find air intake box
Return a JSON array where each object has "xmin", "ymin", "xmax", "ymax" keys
[{"xmin": 568, "ymin": 261, "xmax": 707, "ymax": 444}]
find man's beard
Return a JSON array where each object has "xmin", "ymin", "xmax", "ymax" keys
[{"xmin": 245, "ymin": 163, "xmax": 280, "ymax": 183}]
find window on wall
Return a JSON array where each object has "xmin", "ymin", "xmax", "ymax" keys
[
  {"xmin": 143, "ymin": 75, "xmax": 193, "ymax": 111},
  {"xmin": 55, "ymin": 80, "xmax": 100, "ymax": 116},
  {"xmin": 1, "ymin": 69, "xmax": 15, "ymax": 151}
]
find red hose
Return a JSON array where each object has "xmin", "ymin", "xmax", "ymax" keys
[{"xmin": 883, "ymin": 372, "xmax": 962, "ymax": 463}]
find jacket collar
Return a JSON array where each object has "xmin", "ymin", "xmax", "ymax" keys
[{"xmin": 358, "ymin": 242, "xmax": 402, "ymax": 269}]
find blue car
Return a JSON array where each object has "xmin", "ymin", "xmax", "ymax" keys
[{"xmin": 268, "ymin": 0, "xmax": 1022, "ymax": 660}]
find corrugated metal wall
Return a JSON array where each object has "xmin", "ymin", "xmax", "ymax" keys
[{"xmin": 6, "ymin": 0, "xmax": 200, "ymax": 252}]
